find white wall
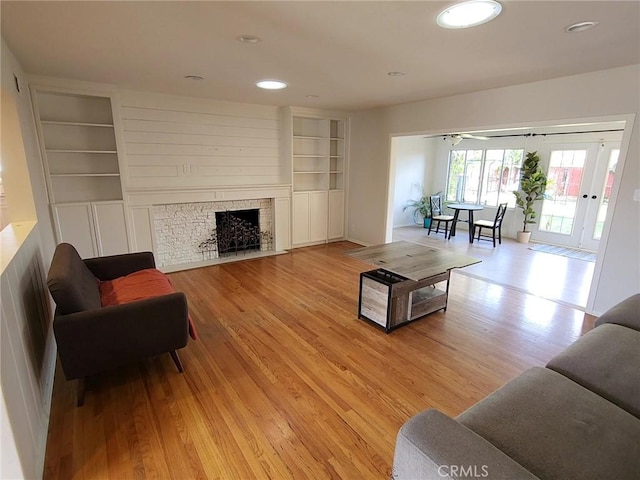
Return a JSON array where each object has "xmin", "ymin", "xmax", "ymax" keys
[
  {"xmin": 348, "ymin": 65, "xmax": 640, "ymax": 314},
  {"xmin": 1, "ymin": 40, "xmax": 57, "ymax": 263},
  {"xmin": 1, "ymin": 38, "xmax": 57, "ymax": 480},
  {"xmin": 391, "ymin": 136, "xmax": 434, "ymax": 227}
]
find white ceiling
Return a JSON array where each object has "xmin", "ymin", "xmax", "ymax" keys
[{"xmin": 1, "ymin": 1, "xmax": 639, "ymax": 111}]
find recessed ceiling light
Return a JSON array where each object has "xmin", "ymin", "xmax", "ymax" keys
[
  {"xmin": 565, "ymin": 21, "xmax": 599, "ymax": 33},
  {"xmin": 387, "ymin": 71, "xmax": 406, "ymax": 76},
  {"xmin": 256, "ymin": 80, "xmax": 287, "ymax": 90},
  {"xmin": 237, "ymin": 34, "xmax": 262, "ymax": 44},
  {"xmin": 437, "ymin": 0, "xmax": 502, "ymax": 29},
  {"xmin": 184, "ymin": 75, "xmax": 204, "ymax": 81}
]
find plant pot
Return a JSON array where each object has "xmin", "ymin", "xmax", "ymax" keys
[
  {"xmin": 516, "ymin": 231, "xmax": 532, "ymax": 243},
  {"xmin": 423, "ymin": 218, "xmax": 432, "ymax": 229}
]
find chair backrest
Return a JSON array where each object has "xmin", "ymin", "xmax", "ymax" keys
[
  {"xmin": 430, "ymin": 195, "xmax": 443, "ymax": 216},
  {"xmin": 47, "ymin": 243, "xmax": 102, "ymax": 315},
  {"xmin": 495, "ymin": 203, "xmax": 508, "ymax": 226}
]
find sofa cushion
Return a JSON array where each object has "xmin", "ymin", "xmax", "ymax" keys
[
  {"xmin": 100, "ymin": 268, "xmax": 198, "ymax": 340},
  {"xmin": 547, "ymin": 324, "xmax": 640, "ymax": 418},
  {"xmin": 393, "ymin": 409, "xmax": 539, "ymax": 480},
  {"xmin": 457, "ymin": 367, "xmax": 640, "ymax": 480},
  {"xmin": 594, "ymin": 293, "xmax": 640, "ymax": 331},
  {"xmin": 47, "ymin": 243, "xmax": 101, "ymax": 315}
]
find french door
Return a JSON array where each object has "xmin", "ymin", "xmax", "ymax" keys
[{"xmin": 531, "ymin": 142, "xmax": 619, "ymax": 250}]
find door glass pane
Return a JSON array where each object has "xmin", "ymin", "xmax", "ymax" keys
[
  {"xmin": 539, "ymin": 150, "xmax": 586, "ymax": 235},
  {"xmin": 593, "ymin": 149, "xmax": 618, "ymax": 240}
]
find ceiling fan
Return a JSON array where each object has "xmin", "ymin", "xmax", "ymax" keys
[{"xmin": 424, "ymin": 132, "xmax": 491, "ymax": 145}]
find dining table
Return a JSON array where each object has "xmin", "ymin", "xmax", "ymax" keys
[{"xmin": 446, "ymin": 203, "xmax": 484, "ymax": 242}]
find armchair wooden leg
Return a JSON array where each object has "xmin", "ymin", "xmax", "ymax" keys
[
  {"xmin": 170, "ymin": 350, "xmax": 184, "ymax": 373},
  {"xmin": 77, "ymin": 377, "xmax": 86, "ymax": 407}
]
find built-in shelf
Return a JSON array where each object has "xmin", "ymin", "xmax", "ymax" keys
[
  {"xmin": 40, "ymin": 121, "xmax": 114, "ymax": 128},
  {"xmin": 46, "ymin": 149, "xmax": 118, "ymax": 154},
  {"xmin": 289, "ymin": 113, "xmax": 347, "ymax": 244},
  {"xmin": 293, "ymin": 135, "xmax": 326, "ymax": 140},
  {"xmin": 35, "ymin": 90, "xmax": 124, "ymax": 205},
  {"xmin": 50, "ymin": 173, "xmax": 120, "ymax": 177}
]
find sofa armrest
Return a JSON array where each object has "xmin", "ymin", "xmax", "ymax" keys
[
  {"xmin": 83, "ymin": 251, "xmax": 156, "ymax": 281},
  {"xmin": 53, "ymin": 292, "xmax": 188, "ymax": 379},
  {"xmin": 392, "ymin": 409, "xmax": 538, "ymax": 480},
  {"xmin": 594, "ymin": 293, "xmax": 640, "ymax": 331}
]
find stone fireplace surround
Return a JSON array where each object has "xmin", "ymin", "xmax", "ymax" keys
[
  {"xmin": 153, "ymin": 199, "xmax": 272, "ymax": 268},
  {"xmin": 125, "ymin": 185, "xmax": 291, "ymax": 272}
]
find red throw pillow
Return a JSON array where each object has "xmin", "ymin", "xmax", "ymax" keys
[{"xmin": 99, "ymin": 268, "xmax": 198, "ymax": 340}]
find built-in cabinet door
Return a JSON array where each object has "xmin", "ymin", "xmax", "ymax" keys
[
  {"xmin": 130, "ymin": 206, "xmax": 155, "ymax": 252},
  {"xmin": 274, "ymin": 197, "xmax": 291, "ymax": 251},
  {"xmin": 292, "ymin": 192, "xmax": 311, "ymax": 245},
  {"xmin": 328, "ymin": 190, "xmax": 345, "ymax": 239},
  {"xmin": 93, "ymin": 201, "xmax": 129, "ymax": 256},
  {"xmin": 52, "ymin": 203, "xmax": 97, "ymax": 258},
  {"xmin": 309, "ymin": 191, "xmax": 328, "ymax": 242},
  {"xmin": 53, "ymin": 201, "xmax": 130, "ymax": 258}
]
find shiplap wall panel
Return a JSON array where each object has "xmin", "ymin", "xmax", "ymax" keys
[
  {"xmin": 0, "ymin": 224, "xmax": 55, "ymax": 480},
  {"xmin": 127, "ymin": 155, "xmax": 280, "ymax": 166},
  {"xmin": 123, "ymin": 132, "xmax": 279, "ymax": 149},
  {"xmin": 126, "ymin": 144, "xmax": 278, "ymax": 157},
  {"xmin": 119, "ymin": 91, "xmax": 284, "ymax": 190},
  {"xmin": 123, "ymin": 119, "xmax": 278, "ymax": 138}
]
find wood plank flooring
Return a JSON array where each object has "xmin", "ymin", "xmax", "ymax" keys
[
  {"xmin": 43, "ymin": 241, "xmax": 594, "ymax": 479},
  {"xmin": 393, "ymin": 225, "xmax": 595, "ymax": 309}
]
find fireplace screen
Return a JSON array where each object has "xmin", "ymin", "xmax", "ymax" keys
[{"xmin": 214, "ymin": 209, "xmax": 260, "ymax": 255}]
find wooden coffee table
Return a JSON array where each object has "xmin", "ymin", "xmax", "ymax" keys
[{"xmin": 347, "ymin": 241, "xmax": 480, "ymax": 332}]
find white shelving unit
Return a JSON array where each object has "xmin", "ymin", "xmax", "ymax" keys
[
  {"xmin": 32, "ymin": 89, "xmax": 130, "ymax": 257},
  {"xmin": 34, "ymin": 92, "xmax": 123, "ymax": 204},
  {"xmin": 287, "ymin": 112, "xmax": 347, "ymax": 246}
]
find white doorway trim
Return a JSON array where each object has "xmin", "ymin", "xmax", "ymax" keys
[{"xmin": 384, "ymin": 113, "xmax": 636, "ymax": 315}]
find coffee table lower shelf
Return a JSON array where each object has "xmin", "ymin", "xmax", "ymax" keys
[{"xmin": 358, "ymin": 268, "xmax": 450, "ymax": 333}]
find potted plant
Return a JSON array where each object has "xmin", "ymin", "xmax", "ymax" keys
[
  {"xmin": 513, "ymin": 151, "xmax": 548, "ymax": 243},
  {"xmin": 403, "ymin": 196, "xmax": 432, "ymax": 228}
]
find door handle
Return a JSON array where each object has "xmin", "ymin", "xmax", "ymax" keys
[
  {"xmin": 582, "ymin": 194, "xmax": 588, "ymax": 199},
  {"xmin": 591, "ymin": 195, "xmax": 597, "ymax": 200}
]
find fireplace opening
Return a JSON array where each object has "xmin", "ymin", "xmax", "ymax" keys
[{"xmin": 214, "ymin": 209, "xmax": 260, "ymax": 256}]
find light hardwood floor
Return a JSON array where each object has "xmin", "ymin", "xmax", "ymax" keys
[
  {"xmin": 393, "ymin": 225, "xmax": 595, "ymax": 309},
  {"xmin": 43, "ymin": 241, "xmax": 593, "ymax": 479}
]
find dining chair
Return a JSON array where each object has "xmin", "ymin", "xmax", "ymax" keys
[
  {"xmin": 473, "ymin": 203, "xmax": 508, "ymax": 247},
  {"xmin": 428, "ymin": 195, "xmax": 455, "ymax": 238}
]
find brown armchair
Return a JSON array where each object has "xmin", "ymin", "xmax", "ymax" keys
[{"xmin": 47, "ymin": 243, "xmax": 191, "ymax": 406}]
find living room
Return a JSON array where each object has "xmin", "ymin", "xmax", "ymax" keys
[{"xmin": 1, "ymin": 2, "xmax": 639, "ymax": 479}]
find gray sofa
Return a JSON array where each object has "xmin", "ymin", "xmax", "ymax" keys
[{"xmin": 392, "ymin": 294, "xmax": 640, "ymax": 480}]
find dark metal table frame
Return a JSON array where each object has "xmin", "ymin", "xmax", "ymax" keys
[{"xmin": 446, "ymin": 204, "xmax": 484, "ymax": 242}]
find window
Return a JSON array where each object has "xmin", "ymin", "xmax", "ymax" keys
[{"xmin": 445, "ymin": 148, "xmax": 523, "ymax": 207}]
